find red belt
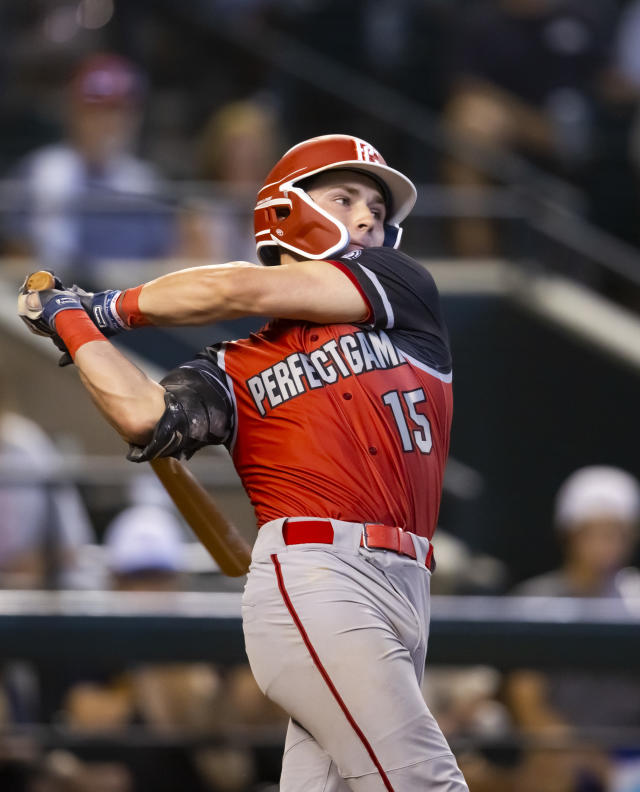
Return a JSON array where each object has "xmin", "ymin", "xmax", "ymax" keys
[{"xmin": 282, "ymin": 519, "xmax": 435, "ymax": 571}]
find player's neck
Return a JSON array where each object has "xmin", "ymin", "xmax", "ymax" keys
[{"xmin": 278, "ymin": 251, "xmax": 322, "ymax": 267}]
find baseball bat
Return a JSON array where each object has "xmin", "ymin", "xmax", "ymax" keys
[
  {"xmin": 22, "ymin": 270, "xmax": 252, "ymax": 577},
  {"xmin": 150, "ymin": 457, "xmax": 252, "ymax": 577},
  {"xmin": 25, "ymin": 270, "xmax": 57, "ymax": 291},
  {"xmin": 18, "ymin": 270, "xmax": 57, "ymax": 319}
]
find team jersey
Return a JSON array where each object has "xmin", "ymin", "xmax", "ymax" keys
[{"xmin": 184, "ymin": 247, "xmax": 452, "ymax": 539}]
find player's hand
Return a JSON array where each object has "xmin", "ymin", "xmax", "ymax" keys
[
  {"xmin": 69, "ymin": 285, "xmax": 128, "ymax": 337},
  {"xmin": 17, "ymin": 271, "xmax": 74, "ymax": 366}
]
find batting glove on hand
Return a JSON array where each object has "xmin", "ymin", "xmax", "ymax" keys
[
  {"xmin": 69, "ymin": 286, "xmax": 128, "ymax": 337},
  {"xmin": 17, "ymin": 271, "xmax": 75, "ymax": 366}
]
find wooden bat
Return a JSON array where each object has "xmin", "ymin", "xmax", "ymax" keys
[
  {"xmin": 18, "ymin": 270, "xmax": 57, "ymax": 321},
  {"xmin": 22, "ymin": 270, "xmax": 252, "ymax": 577},
  {"xmin": 150, "ymin": 457, "xmax": 251, "ymax": 577},
  {"xmin": 25, "ymin": 270, "xmax": 57, "ymax": 291}
]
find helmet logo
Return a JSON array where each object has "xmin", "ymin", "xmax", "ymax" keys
[{"xmin": 356, "ymin": 140, "xmax": 383, "ymax": 164}]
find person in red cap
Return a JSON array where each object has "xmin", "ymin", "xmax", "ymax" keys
[
  {"xmin": 19, "ymin": 134, "xmax": 469, "ymax": 791},
  {"xmin": 3, "ymin": 53, "xmax": 171, "ymax": 281}
]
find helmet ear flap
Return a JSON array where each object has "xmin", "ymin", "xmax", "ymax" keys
[{"xmin": 275, "ymin": 188, "xmax": 348, "ymax": 260}]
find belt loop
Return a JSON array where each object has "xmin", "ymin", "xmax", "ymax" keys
[
  {"xmin": 426, "ymin": 544, "xmax": 436, "ymax": 572},
  {"xmin": 361, "ymin": 523, "xmax": 370, "ymax": 550},
  {"xmin": 394, "ymin": 525, "xmax": 403, "ymax": 554}
]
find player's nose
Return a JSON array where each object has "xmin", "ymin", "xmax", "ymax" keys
[{"xmin": 354, "ymin": 202, "xmax": 376, "ymax": 231}]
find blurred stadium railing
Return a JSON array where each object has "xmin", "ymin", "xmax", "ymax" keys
[{"xmin": 0, "ymin": 590, "xmax": 638, "ymax": 670}]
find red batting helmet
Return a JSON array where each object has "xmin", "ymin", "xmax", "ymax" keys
[{"xmin": 254, "ymin": 134, "xmax": 417, "ymax": 265}]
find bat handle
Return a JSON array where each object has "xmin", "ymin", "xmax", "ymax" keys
[{"xmin": 26, "ymin": 271, "xmax": 56, "ymax": 292}]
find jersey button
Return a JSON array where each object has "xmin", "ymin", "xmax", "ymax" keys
[
  {"xmin": 310, "ymin": 334, "xmax": 319, "ymax": 342},
  {"xmin": 368, "ymin": 446, "xmax": 377, "ymax": 455},
  {"xmin": 343, "ymin": 393, "xmax": 352, "ymax": 400}
]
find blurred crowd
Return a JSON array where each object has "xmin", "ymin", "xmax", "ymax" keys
[
  {"xmin": 2, "ymin": 1, "xmax": 640, "ymax": 790},
  {"xmin": 2, "ymin": 0, "xmax": 640, "ymax": 278}
]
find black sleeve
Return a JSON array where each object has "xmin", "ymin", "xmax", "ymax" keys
[
  {"xmin": 169, "ymin": 353, "xmax": 235, "ymax": 446},
  {"xmin": 127, "ymin": 355, "xmax": 234, "ymax": 463},
  {"xmin": 330, "ymin": 247, "xmax": 451, "ymax": 373}
]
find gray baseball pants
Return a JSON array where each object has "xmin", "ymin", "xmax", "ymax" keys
[{"xmin": 242, "ymin": 517, "xmax": 469, "ymax": 791}]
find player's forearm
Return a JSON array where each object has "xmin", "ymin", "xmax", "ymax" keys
[
  {"xmin": 137, "ymin": 259, "xmax": 367, "ymax": 325},
  {"xmin": 74, "ymin": 340, "xmax": 166, "ymax": 444},
  {"xmin": 137, "ymin": 262, "xmax": 261, "ymax": 325}
]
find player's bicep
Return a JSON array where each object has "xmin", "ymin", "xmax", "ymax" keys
[{"xmin": 243, "ymin": 260, "xmax": 370, "ymax": 324}]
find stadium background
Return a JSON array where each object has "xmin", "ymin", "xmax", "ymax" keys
[{"xmin": 1, "ymin": 1, "xmax": 640, "ymax": 791}]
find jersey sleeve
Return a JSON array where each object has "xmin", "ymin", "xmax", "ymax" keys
[{"xmin": 328, "ymin": 247, "xmax": 451, "ymax": 373}]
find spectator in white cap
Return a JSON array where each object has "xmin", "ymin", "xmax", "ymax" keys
[
  {"xmin": 517, "ymin": 465, "xmax": 640, "ymax": 598},
  {"xmin": 104, "ymin": 503, "xmax": 185, "ymax": 591},
  {"xmin": 505, "ymin": 466, "xmax": 640, "ymax": 792}
]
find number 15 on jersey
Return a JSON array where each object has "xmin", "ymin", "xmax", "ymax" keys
[{"xmin": 382, "ymin": 389, "xmax": 433, "ymax": 454}]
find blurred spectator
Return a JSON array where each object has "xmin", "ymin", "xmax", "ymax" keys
[
  {"xmin": 608, "ymin": 0, "xmax": 640, "ymax": 250},
  {"xmin": 430, "ymin": 528, "xmax": 507, "ymax": 594},
  {"xmin": 513, "ymin": 466, "xmax": 640, "ymax": 600},
  {"xmin": 505, "ymin": 466, "xmax": 640, "ymax": 792},
  {"xmin": 0, "ymin": 395, "xmax": 96, "ymax": 777},
  {"xmin": 27, "ymin": 750, "xmax": 133, "ymax": 792},
  {"xmin": 0, "ymin": 407, "xmax": 95, "ymax": 591},
  {"xmin": 423, "ymin": 665, "xmax": 518, "ymax": 792},
  {"xmin": 614, "ymin": 1, "xmax": 640, "ymax": 93},
  {"xmin": 441, "ymin": 0, "xmax": 618, "ymax": 257},
  {"xmin": 177, "ymin": 99, "xmax": 281, "ymax": 263},
  {"xmin": 64, "ymin": 492, "xmax": 216, "ymax": 731},
  {"xmin": 1, "ymin": 53, "xmax": 173, "ymax": 285},
  {"xmin": 61, "ymin": 484, "xmax": 283, "ymax": 791}
]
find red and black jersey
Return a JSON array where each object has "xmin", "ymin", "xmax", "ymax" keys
[{"xmin": 181, "ymin": 248, "xmax": 452, "ymax": 540}]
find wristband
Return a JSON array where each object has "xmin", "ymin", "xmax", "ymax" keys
[
  {"xmin": 55, "ymin": 309, "xmax": 106, "ymax": 359},
  {"xmin": 117, "ymin": 285, "xmax": 152, "ymax": 328}
]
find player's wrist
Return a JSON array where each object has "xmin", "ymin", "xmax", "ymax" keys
[
  {"xmin": 41, "ymin": 291, "xmax": 85, "ymax": 328},
  {"xmin": 88, "ymin": 289, "xmax": 128, "ymax": 334},
  {"xmin": 117, "ymin": 284, "xmax": 152, "ymax": 329},
  {"xmin": 71, "ymin": 284, "xmax": 152, "ymax": 335},
  {"xmin": 55, "ymin": 308, "xmax": 106, "ymax": 360}
]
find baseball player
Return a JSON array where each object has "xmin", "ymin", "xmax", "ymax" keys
[{"xmin": 18, "ymin": 134, "xmax": 468, "ymax": 791}]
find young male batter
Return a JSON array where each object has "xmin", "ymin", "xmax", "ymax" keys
[{"xmin": 18, "ymin": 135, "xmax": 469, "ymax": 791}]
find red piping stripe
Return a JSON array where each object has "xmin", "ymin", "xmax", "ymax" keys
[
  {"xmin": 327, "ymin": 259, "xmax": 374, "ymax": 324},
  {"xmin": 270, "ymin": 552, "xmax": 395, "ymax": 792}
]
